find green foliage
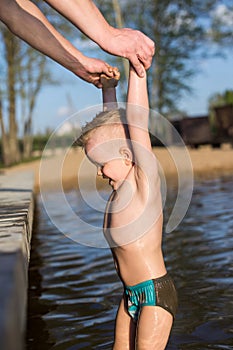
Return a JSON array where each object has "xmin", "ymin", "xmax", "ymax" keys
[
  {"xmin": 0, "ymin": 0, "xmax": 77, "ymax": 165},
  {"xmin": 32, "ymin": 134, "xmax": 50, "ymax": 152},
  {"xmin": 96, "ymin": 0, "xmax": 233, "ymax": 114},
  {"xmin": 209, "ymin": 2, "xmax": 233, "ymax": 47},
  {"xmin": 208, "ymin": 89, "xmax": 233, "ymax": 134},
  {"xmin": 208, "ymin": 89, "xmax": 233, "ymax": 108}
]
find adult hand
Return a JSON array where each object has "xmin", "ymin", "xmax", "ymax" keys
[
  {"xmin": 44, "ymin": 1, "xmax": 155, "ymax": 77},
  {"xmin": 73, "ymin": 55, "xmax": 118, "ymax": 88},
  {"xmin": 101, "ymin": 27, "xmax": 155, "ymax": 77}
]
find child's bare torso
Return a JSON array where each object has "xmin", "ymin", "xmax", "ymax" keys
[{"xmin": 103, "ymin": 165, "xmax": 167, "ymax": 286}]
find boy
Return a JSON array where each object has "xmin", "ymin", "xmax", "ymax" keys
[{"xmin": 76, "ymin": 65, "xmax": 178, "ymax": 349}]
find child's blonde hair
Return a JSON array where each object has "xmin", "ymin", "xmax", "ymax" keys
[{"xmin": 76, "ymin": 108, "xmax": 128, "ymax": 147}]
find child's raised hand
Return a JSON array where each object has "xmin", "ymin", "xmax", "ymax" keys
[{"xmin": 100, "ymin": 67, "xmax": 120, "ymax": 89}]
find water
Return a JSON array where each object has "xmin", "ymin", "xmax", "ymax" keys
[{"xmin": 27, "ymin": 176, "xmax": 233, "ymax": 349}]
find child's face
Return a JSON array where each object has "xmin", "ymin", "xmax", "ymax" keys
[{"xmin": 85, "ymin": 129, "xmax": 132, "ymax": 190}]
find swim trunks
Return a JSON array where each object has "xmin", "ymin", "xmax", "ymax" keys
[{"xmin": 124, "ymin": 273, "xmax": 178, "ymax": 322}]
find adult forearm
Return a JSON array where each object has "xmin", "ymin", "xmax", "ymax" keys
[
  {"xmin": 0, "ymin": 0, "xmax": 83, "ymax": 72},
  {"xmin": 45, "ymin": 0, "xmax": 155, "ymax": 77},
  {"xmin": 0, "ymin": 0, "xmax": 114, "ymax": 86},
  {"xmin": 45, "ymin": 0, "xmax": 113, "ymax": 47}
]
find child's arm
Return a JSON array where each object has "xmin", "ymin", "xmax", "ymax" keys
[
  {"xmin": 126, "ymin": 64, "xmax": 153, "ymax": 170},
  {"xmin": 100, "ymin": 69, "xmax": 120, "ymax": 111}
]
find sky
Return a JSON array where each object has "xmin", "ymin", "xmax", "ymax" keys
[
  {"xmin": 33, "ymin": 50, "xmax": 233, "ymax": 134},
  {"xmin": 25, "ymin": 1, "xmax": 233, "ymax": 134},
  {"xmin": 0, "ymin": 2, "xmax": 232, "ymax": 136}
]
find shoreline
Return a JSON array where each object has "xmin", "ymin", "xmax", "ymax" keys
[{"xmin": 4, "ymin": 144, "xmax": 233, "ymax": 193}]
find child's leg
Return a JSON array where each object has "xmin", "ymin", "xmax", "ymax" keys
[
  {"xmin": 113, "ymin": 295, "xmax": 136, "ymax": 350},
  {"xmin": 136, "ymin": 306, "xmax": 173, "ymax": 350}
]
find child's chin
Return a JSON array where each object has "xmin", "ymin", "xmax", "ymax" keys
[
  {"xmin": 109, "ymin": 179, "xmax": 114, "ymax": 188},
  {"xmin": 109, "ymin": 180, "xmax": 117, "ymax": 190},
  {"xmin": 111, "ymin": 181, "xmax": 123, "ymax": 191}
]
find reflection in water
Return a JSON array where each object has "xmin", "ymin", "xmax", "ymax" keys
[{"xmin": 27, "ymin": 177, "xmax": 233, "ymax": 349}]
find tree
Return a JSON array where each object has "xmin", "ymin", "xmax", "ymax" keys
[
  {"xmin": 209, "ymin": 90, "xmax": 233, "ymax": 108},
  {"xmin": 112, "ymin": 0, "xmax": 129, "ymax": 79},
  {"xmin": 209, "ymin": 2, "xmax": 233, "ymax": 47},
  {"xmin": 208, "ymin": 89, "xmax": 233, "ymax": 134},
  {"xmin": 0, "ymin": 27, "xmax": 21, "ymax": 165},
  {"xmin": 96, "ymin": 0, "xmax": 233, "ymax": 115},
  {"xmin": 0, "ymin": 23, "xmax": 55, "ymax": 165},
  {"xmin": 18, "ymin": 45, "xmax": 55, "ymax": 160},
  {"xmin": 0, "ymin": 1, "xmax": 74, "ymax": 166}
]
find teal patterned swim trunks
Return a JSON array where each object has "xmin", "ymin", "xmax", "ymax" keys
[{"xmin": 124, "ymin": 273, "xmax": 178, "ymax": 322}]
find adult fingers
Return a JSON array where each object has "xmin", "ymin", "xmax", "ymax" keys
[
  {"xmin": 127, "ymin": 35, "xmax": 155, "ymax": 74},
  {"xmin": 129, "ymin": 55, "xmax": 146, "ymax": 77},
  {"xmin": 137, "ymin": 52, "xmax": 153, "ymax": 71},
  {"xmin": 77, "ymin": 56, "xmax": 118, "ymax": 87},
  {"xmin": 138, "ymin": 38, "xmax": 155, "ymax": 70},
  {"xmin": 135, "ymin": 32, "xmax": 155, "ymax": 70},
  {"xmin": 141, "ymin": 33, "xmax": 155, "ymax": 56},
  {"xmin": 93, "ymin": 63, "xmax": 117, "ymax": 88},
  {"xmin": 131, "ymin": 47, "xmax": 154, "ymax": 73},
  {"xmin": 100, "ymin": 63, "xmax": 114, "ymax": 77}
]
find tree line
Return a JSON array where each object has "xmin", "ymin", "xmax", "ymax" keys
[{"xmin": 0, "ymin": 0, "xmax": 72, "ymax": 166}]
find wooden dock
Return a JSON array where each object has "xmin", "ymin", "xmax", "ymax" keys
[{"xmin": 0, "ymin": 171, "xmax": 34, "ymax": 350}]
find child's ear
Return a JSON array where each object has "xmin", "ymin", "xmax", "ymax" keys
[{"xmin": 119, "ymin": 147, "xmax": 133, "ymax": 166}]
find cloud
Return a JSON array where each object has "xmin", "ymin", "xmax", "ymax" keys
[
  {"xmin": 56, "ymin": 121, "xmax": 73, "ymax": 136},
  {"xmin": 165, "ymin": 8, "xmax": 196, "ymax": 33},
  {"xmin": 57, "ymin": 105, "xmax": 73, "ymax": 117},
  {"xmin": 212, "ymin": 4, "xmax": 233, "ymax": 27}
]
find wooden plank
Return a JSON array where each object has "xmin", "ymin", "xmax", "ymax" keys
[{"xmin": 0, "ymin": 172, "xmax": 34, "ymax": 350}]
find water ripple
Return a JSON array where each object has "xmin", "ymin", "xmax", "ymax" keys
[{"xmin": 27, "ymin": 176, "xmax": 233, "ymax": 349}]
